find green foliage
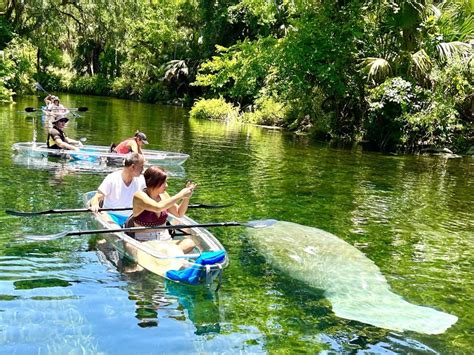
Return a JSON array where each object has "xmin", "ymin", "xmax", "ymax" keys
[
  {"xmin": 110, "ymin": 77, "xmax": 132, "ymax": 98},
  {"xmin": 40, "ymin": 67, "xmax": 75, "ymax": 92},
  {"xmin": 402, "ymin": 101, "xmax": 462, "ymax": 151},
  {"xmin": 68, "ymin": 75, "xmax": 111, "ymax": 96},
  {"xmin": 430, "ymin": 56, "xmax": 473, "ymax": 122},
  {"xmin": 189, "ymin": 98, "xmax": 239, "ymax": 121},
  {"xmin": 241, "ymin": 97, "xmax": 287, "ymax": 126},
  {"xmin": 1, "ymin": 37, "xmax": 36, "ymax": 94},
  {"xmin": 194, "ymin": 37, "xmax": 276, "ymax": 103},
  {"xmin": 141, "ymin": 82, "xmax": 171, "ymax": 103},
  {"xmin": 366, "ymin": 71, "xmax": 472, "ymax": 152},
  {"xmin": 366, "ymin": 77, "xmax": 426, "ymax": 151},
  {"xmin": 2, "ymin": 0, "xmax": 471, "ymax": 152},
  {"xmin": 0, "ymin": 83, "xmax": 15, "ymax": 103},
  {"xmin": 0, "ymin": 52, "xmax": 14, "ymax": 102}
]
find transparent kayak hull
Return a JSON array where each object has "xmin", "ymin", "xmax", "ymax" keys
[
  {"xmin": 12, "ymin": 142, "xmax": 189, "ymax": 166},
  {"xmin": 83, "ymin": 191, "xmax": 228, "ymax": 287}
]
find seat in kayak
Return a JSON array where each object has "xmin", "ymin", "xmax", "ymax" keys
[{"xmin": 166, "ymin": 251, "xmax": 226, "ymax": 285}]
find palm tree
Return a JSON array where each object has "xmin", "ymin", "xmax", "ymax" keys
[{"xmin": 360, "ymin": 0, "xmax": 472, "ymax": 84}]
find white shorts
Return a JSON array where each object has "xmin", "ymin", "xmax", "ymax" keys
[{"xmin": 134, "ymin": 229, "xmax": 171, "ymax": 242}]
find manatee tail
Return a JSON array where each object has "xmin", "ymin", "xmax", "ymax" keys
[{"xmin": 330, "ymin": 290, "xmax": 457, "ymax": 334}]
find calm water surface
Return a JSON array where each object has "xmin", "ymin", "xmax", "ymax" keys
[{"xmin": 0, "ymin": 95, "xmax": 472, "ymax": 353}]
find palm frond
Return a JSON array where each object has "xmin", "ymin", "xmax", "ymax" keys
[
  {"xmin": 359, "ymin": 57, "xmax": 392, "ymax": 82},
  {"xmin": 424, "ymin": 4, "xmax": 442, "ymax": 19},
  {"xmin": 436, "ymin": 41, "xmax": 472, "ymax": 61},
  {"xmin": 163, "ymin": 60, "xmax": 189, "ymax": 81},
  {"xmin": 411, "ymin": 49, "xmax": 432, "ymax": 75},
  {"xmin": 436, "ymin": 0, "xmax": 474, "ymax": 42}
]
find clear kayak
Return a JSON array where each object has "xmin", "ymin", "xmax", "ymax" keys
[
  {"xmin": 42, "ymin": 108, "xmax": 70, "ymax": 117},
  {"xmin": 12, "ymin": 142, "xmax": 190, "ymax": 166},
  {"xmin": 83, "ymin": 191, "xmax": 228, "ymax": 287}
]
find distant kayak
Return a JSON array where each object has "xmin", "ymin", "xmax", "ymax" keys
[
  {"xmin": 42, "ymin": 107, "xmax": 70, "ymax": 117},
  {"xmin": 12, "ymin": 142, "xmax": 190, "ymax": 166}
]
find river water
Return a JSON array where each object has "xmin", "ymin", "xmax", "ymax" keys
[{"xmin": 0, "ymin": 94, "xmax": 472, "ymax": 353}]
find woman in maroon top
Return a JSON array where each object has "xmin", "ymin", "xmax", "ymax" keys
[{"xmin": 127, "ymin": 166, "xmax": 197, "ymax": 253}]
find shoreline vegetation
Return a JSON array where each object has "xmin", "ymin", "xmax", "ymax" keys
[{"xmin": 1, "ymin": 1, "xmax": 472, "ymax": 153}]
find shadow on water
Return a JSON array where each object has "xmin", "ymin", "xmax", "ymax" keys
[{"xmin": 90, "ymin": 235, "xmax": 223, "ymax": 334}]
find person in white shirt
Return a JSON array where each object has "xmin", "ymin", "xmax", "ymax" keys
[
  {"xmin": 89, "ymin": 153, "xmax": 146, "ymax": 226},
  {"xmin": 46, "ymin": 96, "xmax": 70, "ymax": 116}
]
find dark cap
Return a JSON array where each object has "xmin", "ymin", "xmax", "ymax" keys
[
  {"xmin": 52, "ymin": 116, "xmax": 69, "ymax": 124},
  {"xmin": 135, "ymin": 131, "xmax": 149, "ymax": 144}
]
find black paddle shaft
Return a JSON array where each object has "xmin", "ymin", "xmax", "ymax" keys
[
  {"xmin": 25, "ymin": 219, "xmax": 276, "ymax": 240},
  {"xmin": 67, "ymin": 221, "xmax": 243, "ymax": 236},
  {"xmin": 6, "ymin": 203, "xmax": 232, "ymax": 216}
]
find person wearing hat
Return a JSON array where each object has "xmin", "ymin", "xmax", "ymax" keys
[
  {"xmin": 111, "ymin": 131, "xmax": 149, "ymax": 155},
  {"xmin": 44, "ymin": 94, "xmax": 54, "ymax": 107},
  {"xmin": 45, "ymin": 95, "xmax": 69, "ymax": 116},
  {"xmin": 47, "ymin": 116, "xmax": 83, "ymax": 151}
]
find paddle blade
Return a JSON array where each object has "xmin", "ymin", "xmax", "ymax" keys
[
  {"xmin": 244, "ymin": 219, "xmax": 278, "ymax": 229},
  {"xmin": 24, "ymin": 231, "xmax": 69, "ymax": 241},
  {"xmin": 34, "ymin": 82, "xmax": 47, "ymax": 93},
  {"xmin": 5, "ymin": 210, "xmax": 40, "ymax": 217},
  {"xmin": 25, "ymin": 107, "xmax": 37, "ymax": 112},
  {"xmin": 78, "ymin": 107, "xmax": 89, "ymax": 112}
]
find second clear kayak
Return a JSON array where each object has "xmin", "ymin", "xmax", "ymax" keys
[{"xmin": 12, "ymin": 142, "xmax": 190, "ymax": 166}]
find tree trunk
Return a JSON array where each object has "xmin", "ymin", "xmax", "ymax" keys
[
  {"xmin": 91, "ymin": 43, "xmax": 102, "ymax": 75},
  {"xmin": 36, "ymin": 47, "xmax": 41, "ymax": 73}
]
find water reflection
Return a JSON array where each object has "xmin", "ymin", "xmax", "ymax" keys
[
  {"xmin": 92, "ymin": 236, "xmax": 222, "ymax": 334},
  {"xmin": 12, "ymin": 154, "xmax": 186, "ymax": 183}
]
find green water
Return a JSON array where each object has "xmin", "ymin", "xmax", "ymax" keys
[{"xmin": 0, "ymin": 94, "xmax": 472, "ymax": 353}]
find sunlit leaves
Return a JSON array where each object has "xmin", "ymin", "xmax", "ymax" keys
[
  {"xmin": 411, "ymin": 49, "xmax": 432, "ymax": 77},
  {"xmin": 360, "ymin": 57, "xmax": 392, "ymax": 83},
  {"xmin": 1, "ymin": 36, "xmax": 36, "ymax": 93},
  {"xmin": 189, "ymin": 97, "xmax": 239, "ymax": 121},
  {"xmin": 228, "ymin": 0, "xmax": 278, "ymax": 26},
  {"xmin": 194, "ymin": 37, "xmax": 277, "ymax": 101},
  {"xmin": 436, "ymin": 41, "xmax": 472, "ymax": 61}
]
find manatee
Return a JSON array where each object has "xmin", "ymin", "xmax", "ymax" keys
[{"xmin": 247, "ymin": 221, "xmax": 457, "ymax": 334}]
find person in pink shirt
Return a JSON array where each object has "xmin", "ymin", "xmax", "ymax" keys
[{"xmin": 111, "ymin": 131, "xmax": 148, "ymax": 154}]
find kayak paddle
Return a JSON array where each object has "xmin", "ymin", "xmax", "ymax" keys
[
  {"xmin": 6, "ymin": 203, "xmax": 233, "ymax": 216},
  {"xmin": 24, "ymin": 107, "xmax": 88, "ymax": 113},
  {"xmin": 34, "ymin": 82, "xmax": 50, "ymax": 95},
  {"xmin": 24, "ymin": 219, "xmax": 277, "ymax": 241}
]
